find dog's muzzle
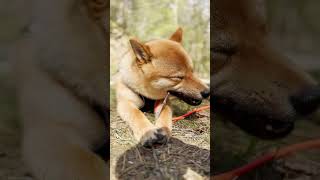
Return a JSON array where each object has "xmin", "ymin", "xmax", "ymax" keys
[{"xmin": 168, "ymin": 90, "xmax": 202, "ymax": 106}]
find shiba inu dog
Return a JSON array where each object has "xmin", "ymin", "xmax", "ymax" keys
[
  {"xmin": 116, "ymin": 27, "xmax": 209, "ymax": 147},
  {"xmin": 212, "ymin": 0, "xmax": 320, "ymax": 139},
  {"xmin": 10, "ymin": 0, "xmax": 108, "ymax": 179}
]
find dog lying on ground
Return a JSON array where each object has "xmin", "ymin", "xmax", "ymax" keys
[
  {"xmin": 212, "ymin": 0, "xmax": 320, "ymax": 139},
  {"xmin": 116, "ymin": 27, "xmax": 209, "ymax": 147}
]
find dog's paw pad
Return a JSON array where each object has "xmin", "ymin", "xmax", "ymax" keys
[{"xmin": 141, "ymin": 128, "xmax": 169, "ymax": 148}]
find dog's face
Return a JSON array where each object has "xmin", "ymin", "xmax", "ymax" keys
[
  {"xmin": 129, "ymin": 28, "xmax": 209, "ymax": 105},
  {"xmin": 212, "ymin": 0, "xmax": 320, "ymax": 139}
]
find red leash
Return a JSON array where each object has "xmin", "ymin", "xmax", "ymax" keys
[
  {"xmin": 213, "ymin": 138, "xmax": 320, "ymax": 180},
  {"xmin": 172, "ymin": 105, "xmax": 210, "ymax": 123}
]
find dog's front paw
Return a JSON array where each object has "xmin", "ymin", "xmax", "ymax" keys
[{"xmin": 140, "ymin": 128, "xmax": 170, "ymax": 148}]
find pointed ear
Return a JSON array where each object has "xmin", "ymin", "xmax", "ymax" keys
[
  {"xmin": 169, "ymin": 27, "xmax": 183, "ymax": 43},
  {"xmin": 129, "ymin": 38, "xmax": 152, "ymax": 64}
]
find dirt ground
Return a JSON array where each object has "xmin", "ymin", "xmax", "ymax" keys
[{"xmin": 110, "ymin": 88, "xmax": 210, "ymax": 180}]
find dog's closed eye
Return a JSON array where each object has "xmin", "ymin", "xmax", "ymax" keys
[
  {"xmin": 169, "ymin": 76, "xmax": 184, "ymax": 81},
  {"xmin": 212, "ymin": 45, "xmax": 237, "ymax": 56},
  {"xmin": 151, "ymin": 78, "xmax": 178, "ymax": 89}
]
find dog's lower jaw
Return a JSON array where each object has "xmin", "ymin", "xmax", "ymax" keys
[
  {"xmin": 216, "ymin": 109, "xmax": 295, "ymax": 139},
  {"xmin": 231, "ymin": 116, "xmax": 294, "ymax": 139},
  {"xmin": 212, "ymin": 95, "xmax": 295, "ymax": 139},
  {"xmin": 168, "ymin": 90, "xmax": 202, "ymax": 106}
]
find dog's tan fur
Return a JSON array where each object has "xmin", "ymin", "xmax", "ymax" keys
[
  {"xmin": 10, "ymin": 0, "xmax": 108, "ymax": 179},
  {"xmin": 116, "ymin": 28, "xmax": 209, "ymax": 146},
  {"xmin": 212, "ymin": 0, "xmax": 319, "ymax": 138}
]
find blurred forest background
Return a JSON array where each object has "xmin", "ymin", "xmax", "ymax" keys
[
  {"xmin": 110, "ymin": 0, "xmax": 210, "ymax": 80},
  {"xmin": 267, "ymin": 0, "xmax": 320, "ymax": 70}
]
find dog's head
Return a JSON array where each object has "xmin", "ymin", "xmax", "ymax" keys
[
  {"xmin": 212, "ymin": 0, "xmax": 320, "ymax": 139},
  {"xmin": 128, "ymin": 28, "xmax": 209, "ymax": 105}
]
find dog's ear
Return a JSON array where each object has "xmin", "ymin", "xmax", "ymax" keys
[
  {"xmin": 169, "ymin": 27, "xmax": 183, "ymax": 43},
  {"xmin": 129, "ymin": 38, "xmax": 152, "ymax": 64}
]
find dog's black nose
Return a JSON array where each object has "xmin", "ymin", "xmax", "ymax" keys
[
  {"xmin": 290, "ymin": 86, "xmax": 320, "ymax": 115},
  {"xmin": 201, "ymin": 88, "xmax": 210, "ymax": 98}
]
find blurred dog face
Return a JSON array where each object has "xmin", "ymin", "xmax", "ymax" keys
[
  {"xmin": 212, "ymin": 0, "xmax": 320, "ymax": 139},
  {"xmin": 129, "ymin": 28, "xmax": 209, "ymax": 105}
]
